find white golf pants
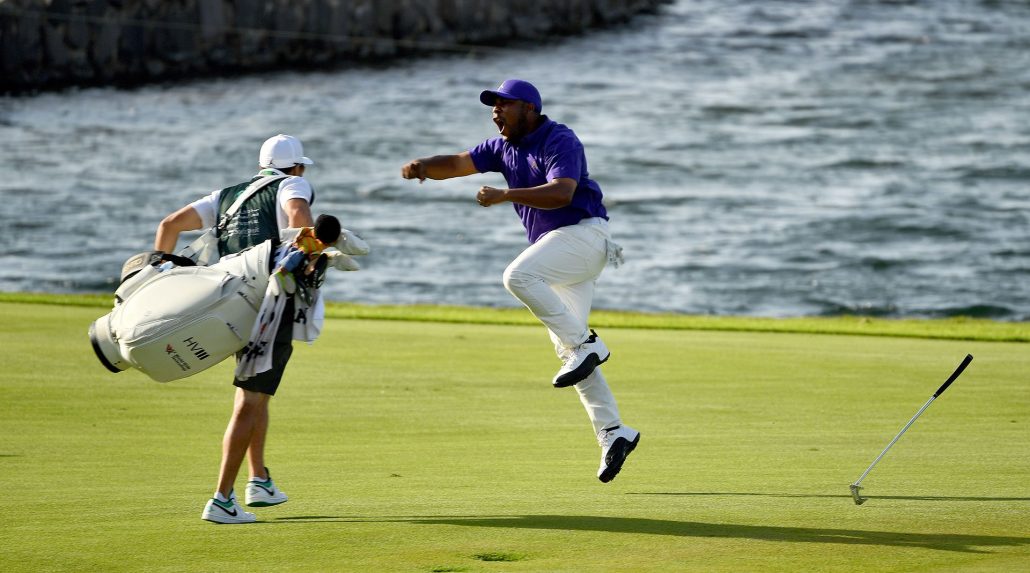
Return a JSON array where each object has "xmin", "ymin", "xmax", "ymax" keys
[{"xmin": 503, "ymin": 217, "xmax": 621, "ymax": 433}]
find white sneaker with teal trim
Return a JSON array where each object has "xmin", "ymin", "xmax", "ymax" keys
[
  {"xmin": 201, "ymin": 491, "xmax": 256, "ymax": 524},
  {"xmin": 245, "ymin": 467, "xmax": 288, "ymax": 507}
]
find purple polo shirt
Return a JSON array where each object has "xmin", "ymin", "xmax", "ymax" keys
[{"xmin": 468, "ymin": 117, "xmax": 608, "ymax": 244}]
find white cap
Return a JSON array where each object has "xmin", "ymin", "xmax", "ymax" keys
[{"xmin": 259, "ymin": 134, "xmax": 314, "ymax": 169}]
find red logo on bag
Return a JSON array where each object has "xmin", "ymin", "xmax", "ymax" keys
[{"xmin": 166, "ymin": 344, "xmax": 174, "ymax": 354}]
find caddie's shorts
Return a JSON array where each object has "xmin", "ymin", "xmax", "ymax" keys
[{"xmin": 234, "ymin": 297, "xmax": 295, "ymax": 396}]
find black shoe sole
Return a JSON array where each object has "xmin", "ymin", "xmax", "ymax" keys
[
  {"xmin": 599, "ymin": 432, "xmax": 640, "ymax": 483},
  {"xmin": 552, "ymin": 352, "xmax": 610, "ymax": 388}
]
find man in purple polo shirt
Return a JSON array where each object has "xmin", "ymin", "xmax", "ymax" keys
[{"xmin": 400, "ymin": 79, "xmax": 639, "ymax": 483}]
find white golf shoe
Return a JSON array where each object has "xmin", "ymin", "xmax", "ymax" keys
[
  {"xmin": 245, "ymin": 467, "xmax": 288, "ymax": 507},
  {"xmin": 201, "ymin": 491, "xmax": 256, "ymax": 524},
  {"xmin": 597, "ymin": 425, "xmax": 640, "ymax": 483},
  {"xmin": 553, "ymin": 330, "xmax": 610, "ymax": 388}
]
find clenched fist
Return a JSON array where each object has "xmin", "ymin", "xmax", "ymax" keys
[
  {"xmin": 476, "ymin": 186, "xmax": 507, "ymax": 207},
  {"xmin": 401, "ymin": 160, "xmax": 427, "ymax": 182}
]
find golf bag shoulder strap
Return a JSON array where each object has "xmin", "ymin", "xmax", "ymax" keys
[
  {"xmin": 216, "ymin": 175, "xmax": 289, "ymax": 232},
  {"xmin": 176, "ymin": 175, "xmax": 287, "ymax": 266}
]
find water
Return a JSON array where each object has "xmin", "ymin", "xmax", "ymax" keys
[{"xmin": 2, "ymin": 0, "xmax": 1029, "ymax": 320}]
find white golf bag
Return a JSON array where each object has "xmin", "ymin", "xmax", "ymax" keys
[{"xmin": 89, "ymin": 241, "xmax": 274, "ymax": 382}]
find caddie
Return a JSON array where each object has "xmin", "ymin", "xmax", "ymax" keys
[{"xmin": 154, "ymin": 134, "xmax": 364, "ymax": 523}]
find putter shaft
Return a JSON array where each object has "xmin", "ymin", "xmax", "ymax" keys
[
  {"xmin": 849, "ymin": 354, "xmax": 973, "ymax": 505},
  {"xmin": 852, "ymin": 395, "xmax": 936, "ymax": 489}
]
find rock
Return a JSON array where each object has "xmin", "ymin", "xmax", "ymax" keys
[{"xmin": 2, "ymin": 0, "xmax": 671, "ymax": 93}]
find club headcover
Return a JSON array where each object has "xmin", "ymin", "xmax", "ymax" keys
[
  {"xmin": 334, "ymin": 228, "xmax": 370, "ymax": 256},
  {"xmin": 326, "ymin": 251, "xmax": 361, "ymax": 271},
  {"xmin": 314, "ymin": 214, "xmax": 342, "ymax": 246}
]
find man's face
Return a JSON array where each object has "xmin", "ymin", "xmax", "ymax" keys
[{"xmin": 492, "ymin": 97, "xmax": 534, "ymax": 141}]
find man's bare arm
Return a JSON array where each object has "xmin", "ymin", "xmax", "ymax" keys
[
  {"xmin": 155, "ymin": 206, "xmax": 203, "ymax": 253},
  {"xmin": 284, "ymin": 197, "xmax": 315, "ymax": 229},
  {"xmin": 476, "ymin": 177, "xmax": 577, "ymax": 210},
  {"xmin": 401, "ymin": 152, "xmax": 478, "ymax": 182}
]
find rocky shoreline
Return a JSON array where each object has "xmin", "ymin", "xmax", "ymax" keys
[{"xmin": 1, "ymin": 0, "xmax": 668, "ymax": 93}]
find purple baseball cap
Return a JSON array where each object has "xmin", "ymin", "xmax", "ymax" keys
[{"xmin": 479, "ymin": 79, "xmax": 542, "ymax": 112}]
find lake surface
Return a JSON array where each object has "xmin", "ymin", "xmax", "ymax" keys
[{"xmin": 2, "ymin": 0, "xmax": 1028, "ymax": 319}]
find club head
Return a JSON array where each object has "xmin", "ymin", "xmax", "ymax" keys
[{"xmin": 849, "ymin": 483, "xmax": 866, "ymax": 505}]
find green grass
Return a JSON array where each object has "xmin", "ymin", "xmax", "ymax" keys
[
  {"xmin": 1, "ymin": 298, "xmax": 1028, "ymax": 572},
  {"xmin": 3, "ymin": 291, "xmax": 1029, "ymax": 342}
]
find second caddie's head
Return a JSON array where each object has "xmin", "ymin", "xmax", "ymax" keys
[
  {"xmin": 480, "ymin": 79, "xmax": 542, "ymax": 141},
  {"xmin": 259, "ymin": 134, "xmax": 314, "ymax": 170}
]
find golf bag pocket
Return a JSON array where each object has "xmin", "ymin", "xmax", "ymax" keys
[
  {"xmin": 101, "ymin": 266, "xmax": 263, "ymax": 382},
  {"xmin": 122, "ymin": 314, "xmax": 246, "ymax": 382}
]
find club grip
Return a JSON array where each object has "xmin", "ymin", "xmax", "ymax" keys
[{"xmin": 933, "ymin": 354, "xmax": 973, "ymax": 398}]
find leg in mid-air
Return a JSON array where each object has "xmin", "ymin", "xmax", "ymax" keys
[
  {"xmin": 503, "ymin": 220, "xmax": 639, "ymax": 482},
  {"xmin": 503, "ymin": 223, "xmax": 612, "ymax": 387},
  {"xmin": 550, "ymin": 279, "xmax": 640, "ymax": 483}
]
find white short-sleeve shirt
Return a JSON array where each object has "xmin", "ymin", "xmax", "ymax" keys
[{"xmin": 189, "ymin": 168, "xmax": 314, "ymax": 231}]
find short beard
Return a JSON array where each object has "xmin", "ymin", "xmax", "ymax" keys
[{"xmin": 506, "ymin": 107, "xmax": 533, "ymax": 142}]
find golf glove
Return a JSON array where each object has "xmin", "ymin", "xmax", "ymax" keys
[{"xmin": 605, "ymin": 239, "xmax": 624, "ymax": 268}]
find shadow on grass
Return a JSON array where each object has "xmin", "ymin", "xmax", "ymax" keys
[
  {"xmin": 273, "ymin": 515, "xmax": 1029, "ymax": 553},
  {"xmin": 628, "ymin": 492, "xmax": 1030, "ymax": 502}
]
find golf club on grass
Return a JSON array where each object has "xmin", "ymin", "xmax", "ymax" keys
[{"xmin": 849, "ymin": 353, "xmax": 974, "ymax": 505}]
